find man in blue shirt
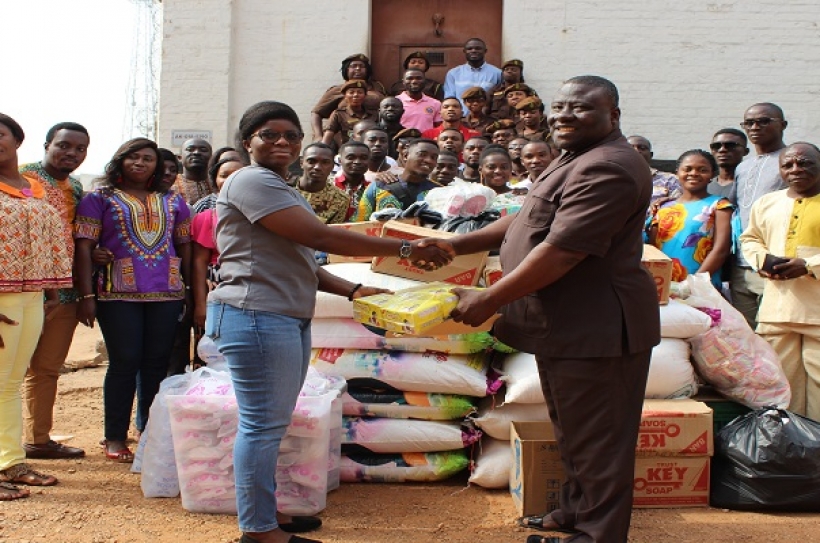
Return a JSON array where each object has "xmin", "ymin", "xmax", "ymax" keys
[{"xmin": 443, "ymin": 38, "xmax": 502, "ymax": 114}]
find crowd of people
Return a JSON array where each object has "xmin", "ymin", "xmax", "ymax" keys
[{"xmin": 0, "ymin": 35, "xmax": 818, "ymax": 543}]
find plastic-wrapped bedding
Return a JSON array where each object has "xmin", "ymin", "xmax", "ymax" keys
[
  {"xmin": 311, "ymin": 348, "xmax": 492, "ymax": 397},
  {"xmin": 342, "ymin": 390, "xmax": 476, "ymax": 421},
  {"xmin": 341, "ymin": 450, "xmax": 470, "ymax": 483},
  {"xmin": 342, "ymin": 417, "xmax": 481, "ymax": 453},
  {"xmin": 164, "ymin": 367, "xmax": 342, "ymax": 516},
  {"xmin": 311, "ymin": 318, "xmax": 495, "ymax": 353}
]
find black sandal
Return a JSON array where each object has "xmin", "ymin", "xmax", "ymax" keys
[
  {"xmin": 517, "ymin": 515, "xmax": 577, "ymax": 534},
  {"xmin": 280, "ymin": 515, "xmax": 322, "ymax": 533}
]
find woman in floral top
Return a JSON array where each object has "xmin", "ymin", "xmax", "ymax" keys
[
  {"xmin": 649, "ymin": 149, "xmax": 734, "ymax": 288},
  {"xmin": 0, "ymin": 114, "xmax": 72, "ymax": 500},
  {"xmin": 74, "ymin": 138, "xmax": 191, "ymax": 463}
]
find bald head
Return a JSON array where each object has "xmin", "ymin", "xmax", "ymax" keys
[
  {"xmin": 181, "ymin": 138, "xmax": 212, "ymax": 176},
  {"xmin": 779, "ymin": 142, "xmax": 820, "ymax": 197},
  {"xmin": 351, "ymin": 120, "xmax": 378, "ymax": 142}
]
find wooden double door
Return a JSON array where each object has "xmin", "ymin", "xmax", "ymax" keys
[{"xmin": 371, "ymin": 0, "xmax": 503, "ymax": 93}]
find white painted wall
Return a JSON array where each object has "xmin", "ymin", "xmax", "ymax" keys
[{"xmin": 159, "ymin": 0, "xmax": 820, "ymax": 158}]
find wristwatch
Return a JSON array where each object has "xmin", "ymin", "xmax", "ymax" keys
[{"xmin": 399, "ymin": 240, "xmax": 412, "ymax": 259}]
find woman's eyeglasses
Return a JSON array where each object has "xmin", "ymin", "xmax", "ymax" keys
[{"xmin": 251, "ymin": 130, "xmax": 304, "ymax": 144}]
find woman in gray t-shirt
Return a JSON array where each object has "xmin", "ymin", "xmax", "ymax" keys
[{"xmin": 206, "ymin": 101, "xmax": 450, "ymax": 543}]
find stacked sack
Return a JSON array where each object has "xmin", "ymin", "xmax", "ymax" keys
[
  {"xmin": 137, "ymin": 366, "xmax": 344, "ymax": 515},
  {"xmin": 310, "ymin": 263, "xmax": 503, "ymax": 483},
  {"xmin": 469, "ymin": 298, "xmax": 714, "ymax": 489}
]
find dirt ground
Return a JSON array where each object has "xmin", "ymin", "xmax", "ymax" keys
[{"xmin": 1, "ymin": 326, "xmax": 818, "ymax": 543}]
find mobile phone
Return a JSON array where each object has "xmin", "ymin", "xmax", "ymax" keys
[{"xmin": 761, "ymin": 254, "xmax": 790, "ymax": 274}]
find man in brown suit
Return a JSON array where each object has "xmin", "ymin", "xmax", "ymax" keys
[{"xmin": 424, "ymin": 75, "xmax": 659, "ymax": 543}]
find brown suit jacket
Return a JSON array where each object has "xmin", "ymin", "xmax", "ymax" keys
[{"xmin": 494, "ymin": 129, "xmax": 660, "ymax": 358}]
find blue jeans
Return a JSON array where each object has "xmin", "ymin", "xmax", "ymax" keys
[
  {"xmin": 96, "ymin": 300, "xmax": 183, "ymax": 440},
  {"xmin": 206, "ymin": 302, "xmax": 311, "ymax": 533}
]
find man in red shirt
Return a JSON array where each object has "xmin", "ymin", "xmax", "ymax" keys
[{"xmin": 422, "ymin": 97, "xmax": 480, "ymax": 143}]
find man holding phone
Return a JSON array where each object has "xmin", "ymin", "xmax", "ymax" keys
[{"xmin": 740, "ymin": 142, "xmax": 820, "ymax": 421}]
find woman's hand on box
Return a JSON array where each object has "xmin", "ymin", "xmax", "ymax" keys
[{"xmin": 352, "ymin": 286, "xmax": 392, "ymax": 300}]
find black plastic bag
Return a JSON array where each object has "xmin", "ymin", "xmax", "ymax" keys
[
  {"xmin": 710, "ymin": 407, "xmax": 820, "ymax": 511},
  {"xmin": 437, "ymin": 210, "xmax": 501, "ymax": 234}
]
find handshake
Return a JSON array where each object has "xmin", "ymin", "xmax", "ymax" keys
[{"xmin": 406, "ymin": 238, "xmax": 457, "ymax": 271}]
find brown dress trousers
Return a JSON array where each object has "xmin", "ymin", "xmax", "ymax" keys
[{"xmin": 494, "ymin": 129, "xmax": 660, "ymax": 543}]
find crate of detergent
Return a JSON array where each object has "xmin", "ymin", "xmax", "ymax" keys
[{"xmin": 353, "ymin": 283, "xmax": 476, "ymax": 336}]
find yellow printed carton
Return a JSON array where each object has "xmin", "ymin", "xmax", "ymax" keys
[{"xmin": 353, "ymin": 283, "xmax": 477, "ymax": 336}]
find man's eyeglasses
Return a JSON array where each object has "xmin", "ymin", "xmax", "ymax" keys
[
  {"xmin": 740, "ymin": 117, "xmax": 780, "ymax": 129},
  {"xmin": 709, "ymin": 141, "xmax": 743, "ymax": 151},
  {"xmin": 251, "ymin": 130, "xmax": 304, "ymax": 144}
]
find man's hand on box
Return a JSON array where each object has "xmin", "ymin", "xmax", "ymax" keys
[
  {"xmin": 410, "ymin": 238, "xmax": 455, "ymax": 270},
  {"xmin": 450, "ymin": 287, "xmax": 499, "ymax": 327},
  {"xmin": 352, "ymin": 286, "xmax": 392, "ymax": 300}
]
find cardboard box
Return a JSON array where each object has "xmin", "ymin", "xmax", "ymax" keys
[
  {"xmin": 352, "ymin": 283, "xmax": 463, "ymax": 335},
  {"xmin": 638, "ymin": 400, "xmax": 713, "ymax": 456},
  {"xmin": 510, "ymin": 404, "xmax": 712, "ymax": 516},
  {"xmin": 632, "ymin": 456, "xmax": 710, "ymax": 508},
  {"xmin": 482, "ymin": 256, "xmax": 503, "ymax": 287},
  {"xmin": 641, "ymin": 244, "xmax": 673, "ymax": 305},
  {"xmin": 510, "ymin": 422, "xmax": 562, "ymax": 517},
  {"xmin": 327, "ymin": 221, "xmax": 387, "ymax": 263},
  {"xmin": 371, "ymin": 221, "xmax": 488, "ymax": 286},
  {"xmin": 327, "ymin": 219, "xmax": 418, "ymax": 264}
]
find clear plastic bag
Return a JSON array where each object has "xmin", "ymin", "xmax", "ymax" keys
[
  {"xmin": 424, "ymin": 179, "xmax": 496, "ymax": 218},
  {"xmin": 679, "ymin": 274, "xmax": 791, "ymax": 408}
]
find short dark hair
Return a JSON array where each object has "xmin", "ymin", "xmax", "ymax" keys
[
  {"xmin": 564, "ymin": 75, "xmax": 619, "ymax": 107},
  {"xmin": 749, "ymin": 102, "xmax": 785, "ymax": 119},
  {"xmin": 676, "ymin": 149, "xmax": 718, "ymax": 175},
  {"xmin": 407, "ymin": 138, "xmax": 439, "ymax": 152},
  {"xmin": 303, "ymin": 142, "xmax": 334, "ymax": 156},
  {"xmin": 238, "ymin": 101, "xmax": 302, "ymax": 143},
  {"xmin": 208, "ymin": 156, "xmax": 244, "ymax": 184},
  {"xmin": 479, "ymin": 144, "xmax": 511, "ymax": 164},
  {"xmin": 465, "ymin": 136, "xmax": 490, "ymax": 147},
  {"xmin": 712, "ymin": 128, "xmax": 747, "ymax": 144},
  {"xmin": 97, "ymin": 138, "xmax": 163, "ymax": 190},
  {"xmin": 437, "ymin": 150, "xmax": 459, "ymax": 161},
  {"xmin": 339, "ymin": 140, "xmax": 370, "ymax": 155},
  {"xmin": 464, "ymin": 37, "xmax": 487, "ymax": 47},
  {"xmin": 45, "ymin": 122, "xmax": 89, "ymax": 144},
  {"xmin": 438, "ymin": 128, "xmax": 464, "ymax": 141},
  {"xmin": 441, "ymin": 96, "xmax": 461, "ymax": 105},
  {"xmin": 208, "ymin": 146, "xmax": 240, "ymax": 171},
  {"xmin": 158, "ymin": 147, "xmax": 180, "ymax": 168},
  {"xmin": 404, "ymin": 68, "xmax": 426, "ymax": 79},
  {"xmin": 0, "ymin": 113, "xmax": 25, "ymax": 143},
  {"xmin": 363, "ymin": 127, "xmax": 389, "ymax": 139}
]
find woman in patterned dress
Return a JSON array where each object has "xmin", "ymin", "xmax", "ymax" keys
[
  {"xmin": 649, "ymin": 149, "xmax": 734, "ymax": 288},
  {"xmin": 0, "ymin": 113, "xmax": 72, "ymax": 499},
  {"xmin": 74, "ymin": 138, "xmax": 192, "ymax": 463}
]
